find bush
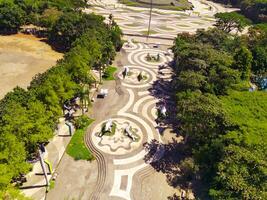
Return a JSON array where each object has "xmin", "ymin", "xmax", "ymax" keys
[
  {"xmin": 74, "ymin": 115, "xmax": 92, "ymax": 129},
  {"xmin": 0, "ymin": 2, "xmax": 26, "ymax": 33}
]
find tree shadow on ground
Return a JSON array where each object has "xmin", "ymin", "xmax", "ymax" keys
[
  {"xmin": 144, "ymin": 138, "xmax": 210, "ymax": 199},
  {"xmin": 145, "ymin": 62, "xmax": 210, "ymax": 200},
  {"xmin": 148, "ymin": 63, "xmax": 181, "ymax": 137}
]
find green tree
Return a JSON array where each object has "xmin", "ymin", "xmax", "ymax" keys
[
  {"xmin": 32, "ymin": 66, "xmax": 80, "ymax": 117},
  {"xmin": 175, "ymin": 70, "xmax": 207, "ymax": 91},
  {"xmin": 176, "ymin": 91, "xmax": 227, "ymax": 145},
  {"xmin": 215, "ymin": 12, "xmax": 251, "ymax": 33},
  {"xmin": 0, "ymin": 133, "xmax": 30, "ymax": 189},
  {"xmin": 251, "ymin": 46, "xmax": 267, "ymax": 75},
  {"xmin": 233, "ymin": 46, "xmax": 253, "ymax": 80},
  {"xmin": 210, "ymin": 144, "xmax": 267, "ymax": 200},
  {"xmin": 0, "ymin": 186, "xmax": 31, "ymax": 200},
  {"xmin": 39, "ymin": 7, "xmax": 63, "ymax": 30},
  {"xmin": 0, "ymin": 2, "xmax": 25, "ymax": 33},
  {"xmin": 1, "ymin": 101, "xmax": 54, "ymax": 153},
  {"xmin": 109, "ymin": 22, "xmax": 123, "ymax": 51},
  {"xmin": 49, "ymin": 12, "xmax": 105, "ymax": 50}
]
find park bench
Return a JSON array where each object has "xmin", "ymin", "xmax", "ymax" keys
[{"xmin": 98, "ymin": 88, "xmax": 108, "ymax": 98}]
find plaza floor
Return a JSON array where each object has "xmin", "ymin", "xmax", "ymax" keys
[{"xmin": 85, "ymin": 0, "xmax": 237, "ymax": 39}]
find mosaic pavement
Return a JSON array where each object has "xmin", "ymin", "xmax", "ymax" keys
[
  {"xmin": 86, "ymin": 40, "xmax": 173, "ymax": 200},
  {"xmin": 85, "ymin": 0, "xmax": 237, "ymax": 38}
]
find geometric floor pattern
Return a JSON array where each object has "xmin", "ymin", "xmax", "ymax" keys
[
  {"xmin": 86, "ymin": 41, "xmax": 173, "ymax": 200},
  {"xmin": 86, "ymin": 0, "xmax": 237, "ymax": 39}
]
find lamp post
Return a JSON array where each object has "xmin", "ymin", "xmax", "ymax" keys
[
  {"xmin": 147, "ymin": 0, "xmax": 153, "ymax": 42},
  {"xmin": 38, "ymin": 145, "xmax": 49, "ymax": 187}
]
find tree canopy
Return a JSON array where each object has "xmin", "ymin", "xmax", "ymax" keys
[
  {"xmin": 0, "ymin": 1, "xmax": 123, "ymax": 198},
  {"xmin": 215, "ymin": 12, "xmax": 251, "ymax": 33},
  {"xmin": 172, "ymin": 27, "xmax": 267, "ymax": 199}
]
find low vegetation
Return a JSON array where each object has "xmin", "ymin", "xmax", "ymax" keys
[
  {"xmin": 67, "ymin": 116, "xmax": 94, "ymax": 161},
  {"xmin": 102, "ymin": 66, "xmax": 117, "ymax": 81},
  {"xmin": 211, "ymin": 0, "xmax": 267, "ymax": 23}
]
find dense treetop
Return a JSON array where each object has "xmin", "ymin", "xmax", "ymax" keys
[
  {"xmin": 211, "ymin": 0, "xmax": 267, "ymax": 23},
  {"xmin": 172, "ymin": 27, "xmax": 267, "ymax": 199}
]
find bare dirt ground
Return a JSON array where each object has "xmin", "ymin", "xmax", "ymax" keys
[{"xmin": 0, "ymin": 33, "xmax": 62, "ymax": 99}]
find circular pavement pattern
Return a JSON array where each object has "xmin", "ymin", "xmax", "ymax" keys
[{"xmin": 91, "ymin": 118, "xmax": 143, "ymax": 155}]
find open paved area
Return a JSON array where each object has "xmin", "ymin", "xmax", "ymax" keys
[
  {"xmin": 85, "ymin": 40, "xmax": 177, "ymax": 200},
  {"xmin": 86, "ymin": 0, "xmax": 237, "ymax": 39}
]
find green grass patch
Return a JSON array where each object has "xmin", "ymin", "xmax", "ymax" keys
[
  {"xmin": 66, "ymin": 119, "xmax": 94, "ymax": 161},
  {"xmin": 101, "ymin": 122, "xmax": 117, "ymax": 136},
  {"xmin": 102, "ymin": 66, "xmax": 117, "ymax": 81},
  {"xmin": 48, "ymin": 180, "xmax": 55, "ymax": 191},
  {"xmin": 220, "ymin": 91, "xmax": 267, "ymax": 145},
  {"xmin": 158, "ymin": 26, "xmax": 174, "ymax": 31},
  {"xmin": 125, "ymin": 22, "xmax": 142, "ymax": 27},
  {"xmin": 178, "ymin": 24, "xmax": 190, "ymax": 27}
]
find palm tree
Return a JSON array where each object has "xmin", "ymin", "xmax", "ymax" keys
[{"xmin": 79, "ymin": 85, "xmax": 90, "ymax": 114}]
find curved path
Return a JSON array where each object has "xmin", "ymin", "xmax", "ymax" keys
[
  {"xmin": 85, "ymin": 0, "xmax": 237, "ymax": 38},
  {"xmin": 85, "ymin": 40, "xmax": 173, "ymax": 200}
]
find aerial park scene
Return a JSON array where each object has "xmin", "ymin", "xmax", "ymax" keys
[{"xmin": 0, "ymin": 0, "xmax": 266, "ymax": 200}]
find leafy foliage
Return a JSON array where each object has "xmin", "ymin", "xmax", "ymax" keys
[
  {"xmin": 74, "ymin": 115, "xmax": 93, "ymax": 129},
  {"xmin": 0, "ymin": 1, "xmax": 122, "ymax": 197},
  {"xmin": 0, "ymin": 2, "xmax": 25, "ymax": 33},
  {"xmin": 211, "ymin": 0, "xmax": 267, "ymax": 23},
  {"xmin": 215, "ymin": 12, "xmax": 251, "ymax": 33},
  {"xmin": 172, "ymin": 28, "xmax": 267, "ymax": 199},
  {"xmin": 102, "ymin": 66, "xmax": 117, "ymax": 81}
]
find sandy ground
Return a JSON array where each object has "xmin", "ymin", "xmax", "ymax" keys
[{"xmin": 0, "ymin": 33, "xmax": 62, "ymax": 99}]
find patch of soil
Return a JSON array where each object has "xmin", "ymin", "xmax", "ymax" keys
[{"xmin": 0, "ymin": 33, "xmax": 63, "ymax": 98}]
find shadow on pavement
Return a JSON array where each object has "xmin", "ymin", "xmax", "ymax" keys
[{"xmin": 20, "ymin": 184, "xmax": 47, "ymax": 190}]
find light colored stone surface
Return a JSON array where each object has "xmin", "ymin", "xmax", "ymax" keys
[
  {"xmin": 85, "ymin": 0, "xmax": 238, "ymax": 39},
  {"xmin": 88, "ymin": 42, "xmax": 175, "ymax": 200}
]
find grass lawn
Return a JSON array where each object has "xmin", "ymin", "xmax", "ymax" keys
[
  {"xmin": 66, "ymin": 119, "xmax": 94, "ymax": 161},
  {"xmin": 220, "ymin": 91, "xmax": 267, "ymax": 145},
  {"xmin": 102, "ymin": 66, "xmax": 117, "ymax": 81}
]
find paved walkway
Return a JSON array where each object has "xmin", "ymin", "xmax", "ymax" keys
[
  {"xmin": 85, "ymin": 0, "xmax": 237, "ymax": 39},
  {"xmin": 20, "ymin": 119, "xmax": 74, "ymax": 200},
  {"xmin": 85, "ymin": 40, "xmax": 175, "ymax": 200}
]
